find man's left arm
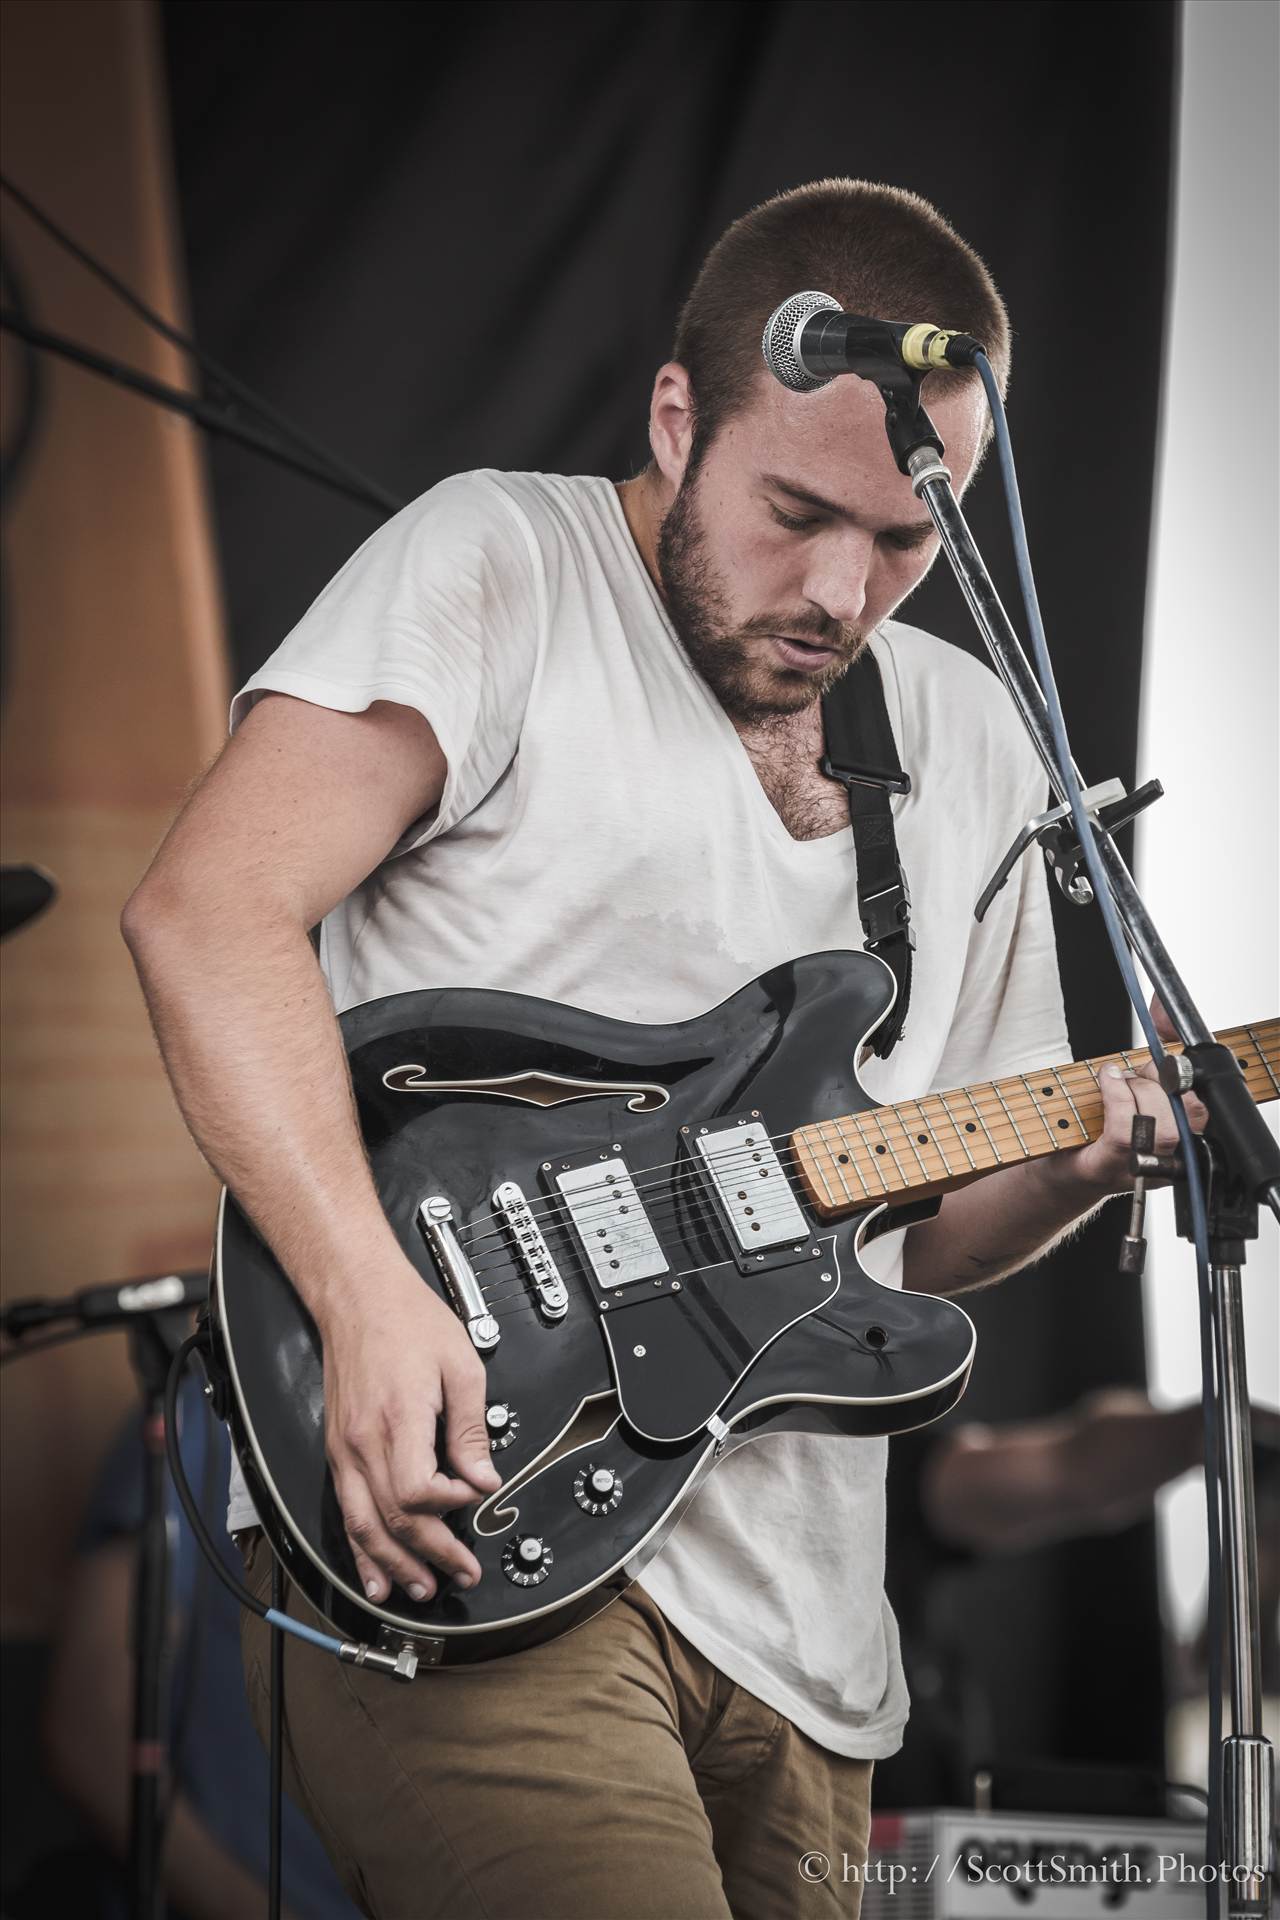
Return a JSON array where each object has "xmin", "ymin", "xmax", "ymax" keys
[{"xmin": 902, "ymin": 1002, "xmax": 1208, "ymax": 1297}]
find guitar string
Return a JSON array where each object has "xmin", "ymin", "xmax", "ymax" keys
[
  {"xmin": 454, "ymin": 1059, "xmax": 1274, "ymax": 1267},
  {"xmin": 460, "ymin": 1048, "xmax": 1277, "ymax": 1299},
  {"xmin": 452, "ymin": 1042, "xmax": 1276, "ymax": 1254},
  {"xmin": 450, "ymin": 1077, "xmax": 1094, "ymax": 1247},
  {"xmin": 447, "ymin": 1044, "xmax": 1279, "ymax": 1321},
  {"xmin": 396, "ymin": 1034, "xmax": 1276, "ymax": 1326},
  {"xmin": 464, "ymin": 1077, "xmax": 1186, "ymax": 1303}
]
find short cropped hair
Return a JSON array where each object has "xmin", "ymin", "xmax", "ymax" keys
[{"xmin": 670, "ymin": 179, "xmax": 1011, "ymax": 456}]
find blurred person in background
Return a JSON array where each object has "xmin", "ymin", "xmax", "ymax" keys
[{"xmin": 878, "ymin": 1390, "xmax": 1280, "ymax": 1808}]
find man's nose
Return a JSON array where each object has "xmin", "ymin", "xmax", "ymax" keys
[{"xmin": 802, "ymin": 529, "xmax": 874, "ymax": 628}]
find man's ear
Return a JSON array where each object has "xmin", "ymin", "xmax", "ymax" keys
[{"xmin": 649, "ymin": 361, "xmax": 696, "ymax": 490}]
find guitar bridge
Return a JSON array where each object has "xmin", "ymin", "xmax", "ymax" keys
[{"xmin": 494, "ymin": 1181, "xmax": 569, "ymax": 1320}]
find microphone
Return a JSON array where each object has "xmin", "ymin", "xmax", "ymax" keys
[
  {"xmin": 762, "ymin": 290, "xmax": 984, "ymax": 393},
  {"xmin": 1, "ymin": 1269, "xmax": 208, "ymax": 1339}
]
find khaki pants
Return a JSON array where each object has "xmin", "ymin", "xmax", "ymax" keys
[{"xmin": 238, "ymin": 1531, "xmax": 872, "ymax": 1920}]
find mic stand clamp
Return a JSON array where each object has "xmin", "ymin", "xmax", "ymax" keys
[{"xmin": 974, "ymin": 777, "xmax": 1165, "ymax": 922}]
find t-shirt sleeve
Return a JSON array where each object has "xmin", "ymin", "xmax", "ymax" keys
[
  {"xmin": 229, "ymin": 470, "xmax": 541, "ymax": 855},
  {"xmin": 930, "ymin": 718, "xmax": 1072, "ymax": 1092}
]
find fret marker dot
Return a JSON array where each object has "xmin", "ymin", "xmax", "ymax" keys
[
  {"xmin": 838, "ymin": 1153, "xmax": 850, "ymax": 1165},
  {"xmin": 875, "ymin": 1144, "xmax": 886, "ymax": 1155},
  {"xmin": 917, "ymin": 1133, "xmax": 928, "ymax": 1145},
  {"xmin": 1058, "ymin": 1118, "xmax": 1070, "ymax": 1129},
  {"xmin": 965, "ymin": 1123, "xmax": 976, "ymax": 1134},
  {"xmin": 1042, "ymin": 1086, "xmax": 1053, "ymax": 1096}
]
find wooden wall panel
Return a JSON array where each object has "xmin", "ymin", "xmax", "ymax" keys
[{"xmin": 1, "ymin": 0, "xmax": 228, "ymax": 1633}]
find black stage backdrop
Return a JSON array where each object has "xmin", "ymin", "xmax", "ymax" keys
[{"xmin": 162, "ymin": 0, "xmax": 1177, "ymax": 1789}]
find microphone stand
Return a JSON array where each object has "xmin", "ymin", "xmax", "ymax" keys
[
  {"xmin": 874, "ymin": 370, "xmax": 1279, "ymax": 1918},
  {"xmin": 127, "ymin": 1306, "xmax": 192, "ymax": 1920},
  {"xmin": 2, "ymin": 1292, "xmax": 202, "ymax": 1920}
]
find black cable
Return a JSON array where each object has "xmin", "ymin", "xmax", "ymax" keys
[
  {"xmin": 163, "ymin": 1333, "xmax": 269, "ymax": 1622},
  {"xmin": 170, "ymin": 1380, "xmax": 221, "ymax": 1773},
  {"xmin": 269, "ymin": 1559, "xmax": 284, "ymax": 1920},
  {"xmin": 0, "ymin": 308, "xmax": 398, "ymax": 515},
  {"xmin": 0, "ymin": 170, "xmax": 400, "ymax": 514}
]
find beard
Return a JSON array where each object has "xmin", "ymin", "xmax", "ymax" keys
[{"xmin": 654, "ymin": 463, "xmax": 866, "ymax": 724}]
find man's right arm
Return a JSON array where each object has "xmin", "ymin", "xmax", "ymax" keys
[{"xmin": 122, "ymin": 691, "xmax": 501, "ymax": 1602}]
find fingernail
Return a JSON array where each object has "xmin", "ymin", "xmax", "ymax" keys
[
  {"xmin": 407, "ymin": 1582, "xmax": 429, "ymax": 1601},
  {"xmin": 1105, "ymin": 1064, "xmax": 1124, "ymax": 1078},
  {"xmin": 454, "ymin": 1571, "xmax": 475, "ymax": 1590},
  {"xmin": 365, "ymin": 1579, "xmax": 382, "ymax": 1598},
  {"xmin": 473, "ymin": 1460, "xmax": 500, "ymax": 1483}
]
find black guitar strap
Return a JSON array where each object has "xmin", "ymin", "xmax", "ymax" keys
[{"xmin": 820, "ymin": 648, "xmax": 913, "ymax": 1058}]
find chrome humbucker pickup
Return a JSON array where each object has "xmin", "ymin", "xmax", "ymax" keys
[
  {"xmin": 554, "ymin": 1157, "xmax": 669, "ymax": 1291},
  {"xmin": 493, "ymin": 1181, "xmax": 569, "ymax": 1320},
  {"xmin": 693, "ymin": 1117, "xmax": 809, "ymax": 1254}
]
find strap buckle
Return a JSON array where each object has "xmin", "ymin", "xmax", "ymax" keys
[
  {"xmin": 819, "ymin": 754, "xmax": 912, "ymax": 798},
  {"xmin": 860, "ymin": 876, "xmax": 915, "ymax": 949}
]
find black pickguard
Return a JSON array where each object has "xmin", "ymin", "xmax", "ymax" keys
[{"xmin": 214, "ymin": 950, "xmax": 975, "ymax": 1662}]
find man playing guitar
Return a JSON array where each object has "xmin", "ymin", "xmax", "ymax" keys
[{"xmin": 123, "ymin": 180, "xmax": 1202, "ymax": 1919}]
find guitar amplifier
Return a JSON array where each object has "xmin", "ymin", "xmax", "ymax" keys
[{"xmin": 858, "ymin": 1810, "xmax": 1210, "ymax": 1918}]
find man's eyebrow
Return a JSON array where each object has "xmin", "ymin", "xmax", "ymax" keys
[{"xmin": 760, "ymin": 473, "xmax": 934, "ymax": 542}]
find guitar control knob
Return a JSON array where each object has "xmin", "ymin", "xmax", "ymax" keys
[
  {"xmin": 574, "ymin": 1462, "xmax": 624, "ymax": 1515},
  {"xmin": 486, "ymin": 1402, "xmax": 519, "ymax": 1452},
  {"xmin": 502, "ymin": 1533, "xmax": 553, "ymax": 1587}
]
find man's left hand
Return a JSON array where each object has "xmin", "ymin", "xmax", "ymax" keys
[{"xmin": 1065, "ymin": 994, "xmax": 1209, "ymax": 1197}]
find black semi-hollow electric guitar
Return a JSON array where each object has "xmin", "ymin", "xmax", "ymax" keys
[{"xmin": 212, "ymin": 950, "xmax": 1278, "ymax": 1667}]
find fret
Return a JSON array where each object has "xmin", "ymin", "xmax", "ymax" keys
[
  {"xmin": 1247, "ymin": 1025, "xmax": 1280, "ymax": 1096},
  {"xmin": 832, "ymin": 1117, "xmax": 873, "ymax": 1200},
  {"xmin": 821, "ymin": 1125, "xmax": 863, "ymax": 1207},
  {"xmin": 806, "ymin": 1130, "xmax": 838, "ymax": 1208},
  {"xmin": 905, "ymin": 1094, "xmax": 956, "ymax": 1180},
  {"xmin": 937, "ymin": 1089, "xmax": 977, "ymax": 1170},
  {"xmin": 848, "ymin": 1113, "xmax": 891, "ymax": 1193},
  {"xmin": 863, "ymin": 1108, "xmax": 909, "ymax": 1188},
  {"xmin": 951, "ymin": 1084, "xmax": 1003, "ymax": 1166},
  {"xmin": 1052, "ymin": 1066, "xmax": 1088, "ymax": 1140},
  {"xmin": 888, "ymin": 1102, "xmax": 933, "ymax": 1182},
  {"xmin": 1017, "ymin": 1073, "xmax": 1060, "ymax": 1150},
  {"xmin": 990, "ymin": 1080, "xmax": 1029, "ymax": 1156}
]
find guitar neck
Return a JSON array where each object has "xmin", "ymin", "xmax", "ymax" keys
[{"xmin": 792, "ymin": 1018, "xmax": 1280, "ymax": 1220}]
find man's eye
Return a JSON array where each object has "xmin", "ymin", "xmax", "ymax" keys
[
  {"xmin": 768, "ymin": 504, "xmax": 818, "ymax": 532},
  {"xmin": 883, "ymin": 530, "xmax": 930, "ymax": 554}
]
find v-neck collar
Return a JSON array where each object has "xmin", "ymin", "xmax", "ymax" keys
[{"xmin": 594, "ymin": 476, "xmax": 883, "ymax": 862}]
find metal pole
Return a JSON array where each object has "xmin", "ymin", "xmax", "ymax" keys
[
  {"xmin": 901, "ymin": 444, "xmax": 1275, "ymax": 1916},
  {"xmin": 1213, "ymin": 1263, "xmax": 1274, "ymax": 1918}
]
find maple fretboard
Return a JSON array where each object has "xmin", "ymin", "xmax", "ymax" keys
[{"xmin": 791, "ymin": 1019, "xmax": 1279, "ymax": 1219}]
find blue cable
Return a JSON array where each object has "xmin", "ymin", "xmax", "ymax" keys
[
  {"xmin": 972, "ymin": 351, "xmax": 1224, "ymax": 1908},
  {"xmin": 265, "ymin": 1608, "xmax": 346, "ymax": 1657}
]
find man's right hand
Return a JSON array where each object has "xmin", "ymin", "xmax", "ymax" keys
[{"xmin": 317, "ymin": 1266, "xmax": 503, "ymax": 1603}]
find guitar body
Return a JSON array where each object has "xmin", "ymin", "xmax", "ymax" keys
[{"xmin": 214, "ymin": 950, "xmax": 975, "ymax": 1663}]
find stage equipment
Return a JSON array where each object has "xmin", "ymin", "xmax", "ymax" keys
[
  {"xmin": 863, "ymin": 1809, "xmax": 1210, "ymax": 1919},
  {"xmin": 762, "ymin": 294, "xmax": 1280, "ymax": 1918},
  {"xmin": 200, "ymin": 967, "xmax": 1276, "ymax": 1667},
  {"xmin": 2, "ymin": 1275, "xmax": 206, "ymax": 1920},
  {"xmin": 762, "ymin": 290, "xmax": 982, "ymax": 391},
  {"xmin": 0, "ymin": 863, "xmax": 56, "ymax": 938},
  {"xmin": 0, "ymin": 1267, "xmax": 206, "ymax": 1338}
]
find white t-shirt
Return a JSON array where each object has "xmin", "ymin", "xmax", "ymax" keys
[{"xmin": 227, "ymin": 468, "xmax": 1070, "ymax": 1760}]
